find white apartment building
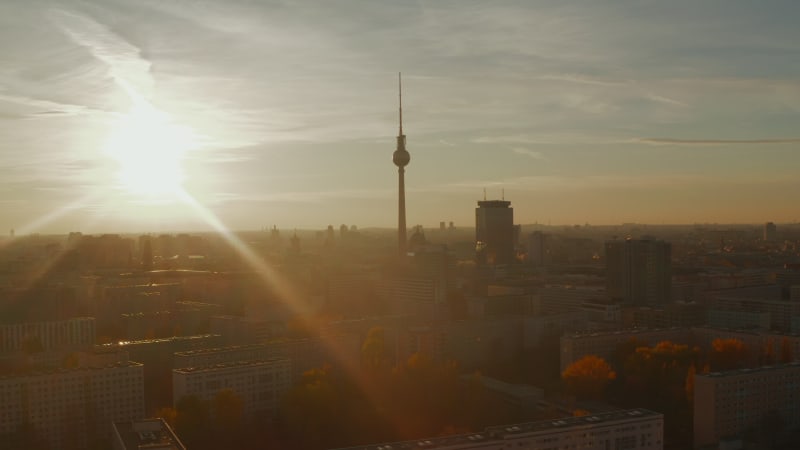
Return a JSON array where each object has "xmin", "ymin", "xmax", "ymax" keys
[
  {"xmin": 172, "ymin": 358, "xmax": 291, "ymax": 419},
  {"xmin": 334, "ymin": 408, "xmax": 663, "ymax": 450},
  {"xmin": 694, "ymin": 362, "xmax": 800, "ymax": 448},
  {"xmin": 173, "ymin": 333, "xmax": 360, "ymax": 381},
  {"xmin": 0, "ymin": 317, "xmax": 96, "ymax": 352},
  {"xmin": 0, "ymin": 361, "xmax": 144, "ymax": 449}
]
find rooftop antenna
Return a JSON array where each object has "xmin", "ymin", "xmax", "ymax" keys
[
  {"xmin": 502, "ymin": 188, "xmax": 505, "ymax": 201},
  {"xmin": 483, "ymin": 188, "xmax": 487, "ymax": 201},
  {"xmin": 398, "ymin": 72, "xmax": 403, "ymax": 136}
]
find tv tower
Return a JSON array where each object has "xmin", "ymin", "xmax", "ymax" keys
[{"xmin": 392, "ymin": 72, "xmax": 410, "ymax": 256}]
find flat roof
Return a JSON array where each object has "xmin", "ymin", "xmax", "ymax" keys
[
  {"xmin": 331, "ymin": 409, "xmax": 661, "ymax": 450},
  {"xmin": 0, "ymin": 361, "xmax": 142, "ymax": 379},
  {"xmin": 95, "ymin": 334, "xmax": 221, "ymax": 348},
  {"xmin": 565, "ymin": 327, "xmax": 688, "ymax": 339},
  {"xmin": 113, "ymin": 418, "xmax": 186, "ymax": 450},
  {"xmin": 700, "ymin": 361, "xmax": 800, "ymax": 379},
  {"xmin": 173, "ymin": 358, "xmax": 290, "ymax": 374}
]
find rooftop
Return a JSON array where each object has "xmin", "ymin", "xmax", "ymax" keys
[
  {"xmin": 565, "ymin": 327, "xmax": 688, "ymax": 339},
  {"xmin": 96, "ymin": 334, "xmax": 221, "ymax": 348},
  {"xmin": 0, "ymin": 361, "xmax": 142, "ymax": 379},
  {"xmin": 700, "ymin": 361, "xmax": 800, "ymax": 379},
  {"xmin": 332, "ymin": 409, "xmax": 661, "ymax": 450},
  {"xmin": 173, "ymin": 358, "xmax": 290, "ymax": 374},
  {"xmin": 113, "ymin": 418, "xmax": 186, "ymax": 450}
]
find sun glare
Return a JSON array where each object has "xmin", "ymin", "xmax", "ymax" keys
[{"xmin": 104, "ymin": 88, "xmax": 196, "ymax": 198}]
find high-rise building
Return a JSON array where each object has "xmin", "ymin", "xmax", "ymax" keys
[
  {"xmin": 606, "ymin": 237, "xmax": 671, "ymax": 306},
  {"xmin": 475, "ymin": 200, "xmax": 515, "ymax": 265},
  {"xmin": 764, "ymin": 221, "xmax": 777, "ymax": 242},
  {"xmin": 392, "ymin": 73, "xmax": 410, "ymax": 256},
  {"xmin": 527, "ymin": 231, "xmax": 547, "ymax": 266}
]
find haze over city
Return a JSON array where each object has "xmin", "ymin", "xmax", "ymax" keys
[{"xmin": 2, "ymin": 0, "xmax": 799, "ymax": 233}]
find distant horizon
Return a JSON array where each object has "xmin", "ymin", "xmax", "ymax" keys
[{"xmin": 4, "ymin": 220, "xmax": 799, "ymax": 238}]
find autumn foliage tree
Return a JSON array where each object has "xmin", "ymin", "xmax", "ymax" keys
[
  {"xmin": 780, "ymin": 337, "xmax": 794, "ymax": 363},
  {"xmin": 709, "ymin": 338, "xmax": 749, "ymax": 371},
  {"xmin": 562, "ymin": 355, "xmax": 616, "ymax": 400}
]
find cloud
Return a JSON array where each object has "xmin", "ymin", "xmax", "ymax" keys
[
  {"xmin": 48, "ymin": 8, "xmax": 153, "ymax": 96},
  {"xmin": 511, "ymin": 147, "xmax": 546, "ymax": 160},
  {"xmin": 644, "ymin": 93, "xmax": 689, "ymax": 107},
  {"xmin": 0, "ymin": 92, "xmax": 93, "ymax": 118},
  {"xmin": 473, "ymin": 133, "xmax": 625, "ymax": 146},
  {"xmin": 537, "ymin": 73, "xmax": 624, "ymax": 87},
  {"xmin": 638, "ymin": 137, "xmax": 800, "ymax": 146}
]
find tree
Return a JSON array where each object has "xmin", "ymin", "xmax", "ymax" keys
[
  {"xmin": 174, "ymin": 395, "xmax": 210, "ymax": 450},
  {"xmin": 761, "ymin": 338, "xmax": 776, "ymax": 365},
  {"xmin": 562, "ymin": 355, "xmax": 616, "ymax": 400},
  {"xmin": 685, "ymin": 364, "xmax": 696, "ymax": 404},
  {"xmin": 212, "ymin": 389, "xmax": 245, "ymax": 447},
  {"xmin": 361, "ymin": 326, "xmax": 388, "ymax": 370},
  {"xmin": 155, "ymin": 407, "xmax": 177, "ymax": 428},
  {"xmin": 709, "ymin": 338, "xmax": 748, "ymax": 371},
  {"xmin": 780, "ymin": 337, "xmax": 794, "ymax": 364},
  {"xmin": 21, "ymin": 336, "xmax": 44, "ymax": 354}
]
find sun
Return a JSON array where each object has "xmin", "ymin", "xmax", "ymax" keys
[{"xmin": 104, "ymin": 91, "xmax": 195, "ymax": 198}]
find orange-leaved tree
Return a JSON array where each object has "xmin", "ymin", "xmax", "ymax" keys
[{"xmin": 562, "ymin": 355, "xmax": 616, "ymax": 400}]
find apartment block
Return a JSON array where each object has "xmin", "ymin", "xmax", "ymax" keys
[
  {"xmin": 0, "ymin": 361, "xmax": 144, "ymax": 449},
  {"xmin": 172, "ymin": 358, "xmax": 291, "ymax": 419},
  {"xmin": 694, "ymin": 362, "xmax": 800, "ymax": 448},
  {"xmin": 173, "ymin": 333, "xmax": 360, "ymax": 381},
  {"xmin": 334, "ymin": 408, "xmax": 663, "ymax": 450},
  {"xmin": 0, "ymin": 317, "xmax": 96, "ymax": 352}
]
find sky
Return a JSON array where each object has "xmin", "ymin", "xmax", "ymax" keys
[{"xmin": 1, "ymin": 0, "xmax": 799, "ymax": 234}]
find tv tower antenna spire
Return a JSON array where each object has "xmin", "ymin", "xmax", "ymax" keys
[{"xmin": 392, "ymin": 72, "xmax": 411, "ymax": 256}]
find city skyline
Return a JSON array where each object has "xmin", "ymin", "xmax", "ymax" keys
[{"xmin": 2, "ymin": 0, "xmax": 800, "ymax": 234}]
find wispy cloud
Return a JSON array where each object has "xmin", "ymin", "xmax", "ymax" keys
[
  {"xmin": 48, "ymin": 8, "xmax": 153, "ymax": 96},
  {"xmin": 537, "ymin": 73, "xmax": 624, "ymax": 87},
  {"xmin": 511, "ymin": 147, "xmax": 546, "ymax": 160},
  {"xmin": 644, "ymin": 93, "xmax": 689, "ymax": 108},
  {"xmin": 638, "ymin": 137, "xmax": 800, "ymax": 146},
  {"xmin": 0, "ymin": 92, "xmax": 93, "ymax": 117},
  {"xmin": 473, "ymin": 133, "xmax": 625, "ymax": 146}
]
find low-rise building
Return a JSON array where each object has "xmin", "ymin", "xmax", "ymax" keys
[{"xmin": 112, "ymin": 418, "xmax": 185, "ymax": 450}]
